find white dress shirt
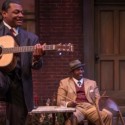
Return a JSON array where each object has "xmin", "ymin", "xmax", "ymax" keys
[
  {"xmin": 3, "ymin": 21, "xmax": 19, "ymax": 36},
  {"xmin": 73, "ymin": 78, "xmax": 84, "ymax": 87}
]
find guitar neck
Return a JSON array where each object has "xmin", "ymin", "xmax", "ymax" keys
[{"xmin": 2, "ymin": 45, "xmax": 57, "ymax": 54}]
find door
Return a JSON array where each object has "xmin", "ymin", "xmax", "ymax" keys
[{"xmin": 95, "ymin": 5, "xmax": 125, "ymax": 107}]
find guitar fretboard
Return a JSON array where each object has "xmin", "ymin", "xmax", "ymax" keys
[{"xmin": 2, "ymin": 45, "xmax": 56, "ymax": 54}]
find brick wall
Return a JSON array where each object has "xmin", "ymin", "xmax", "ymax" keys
[{"xmin": 33, "ymin": 0, "xmax": 84, "ymax": 105}]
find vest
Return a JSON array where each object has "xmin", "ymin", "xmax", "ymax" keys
[{"xmin": 75, "ymin": 83, "xmax": 88, "ymax": 103}]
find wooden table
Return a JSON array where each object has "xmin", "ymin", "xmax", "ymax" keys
[{"xmin": 30, "ymin": 106, "xmax": 76, "ymax": 125}]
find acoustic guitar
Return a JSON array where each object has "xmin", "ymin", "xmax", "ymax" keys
[{"xmin": 0, "ymin": 35, "xmax": 74, "ymax": 72}]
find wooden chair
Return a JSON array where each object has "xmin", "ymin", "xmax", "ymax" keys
[{"xmin": 98, "ymin": 96, "xmax": 125, "ymax": 125}]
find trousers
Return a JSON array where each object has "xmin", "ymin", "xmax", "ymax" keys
[
  {"xmin": 65, "ymin": 102, "xmax": 112, "ymax": 125},
  {"xmin": 6, "ymin": 75, "xmax": 28, "ymax": 125}
]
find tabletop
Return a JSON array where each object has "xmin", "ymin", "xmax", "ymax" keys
[{"xmin": 30, "ymin": 106, "xmax": 76, "ymax": 114}]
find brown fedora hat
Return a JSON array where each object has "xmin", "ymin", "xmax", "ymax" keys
[{"xmin": 69, "ymin": 59, "xmax": 85, "ymax": 72}]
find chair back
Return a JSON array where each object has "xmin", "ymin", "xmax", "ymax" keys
[{"xmin": 98, "ymin": 96, "xmax": 119, "ymax": 116}]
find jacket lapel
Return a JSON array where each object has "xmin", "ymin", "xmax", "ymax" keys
[
  {"xmin": 0, "ymin": 22, "xmax": 10, "ymax": 36},
  {"xmin": 17, "ymin": 29, "xmax": 29, "ymax": 67},
  {"xmin": 84, "ymin": 78, "xmax": 90, "ymax": 95},
  {"xmin": 17, "ymin": 28, "xmax": 27, "ymax": 46},
  {"xmin": 84, "ymin": 78, "xmax": 94, "ymax": 103},
  {"xmin": 68, "ymin": 78, "xmax": 76, "ymax": 94}
]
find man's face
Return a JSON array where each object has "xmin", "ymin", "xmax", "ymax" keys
[
  {"xmin": 72, "ymin": 67, "xmax": 84, "ymax": 80},
  {"xmin": 2, "ymin": 3, "xmax": 24, "ymax": 27}
]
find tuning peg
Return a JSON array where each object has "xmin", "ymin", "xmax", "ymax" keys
[
  {"xmin": 55, "ymin": 43, "xmax": 74, "ymax": 52},
  {"xmin": 69, "ymin": 43, "xmax": 74, "ymax": 52}
]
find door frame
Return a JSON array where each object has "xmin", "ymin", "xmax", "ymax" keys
[{"xmin": 83, "ymin": 0, "xmax": 95, "ymax": 79}]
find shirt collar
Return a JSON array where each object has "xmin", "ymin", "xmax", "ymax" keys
[
  {"xmin": 73, "ymin": 78, "xmax": 84, "ymax": 87},
  {"xmin": 3, "ymin": 21, "xmax": 19, "ymax": 36}
]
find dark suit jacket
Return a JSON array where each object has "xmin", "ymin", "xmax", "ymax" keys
[{"xmin": 0, "ymin": 22, "xmax": 43, "ymax": 111}]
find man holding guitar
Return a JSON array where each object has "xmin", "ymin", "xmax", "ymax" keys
[{"xmin": 0, "ymin": 0, "xmax": 45, "ymax": 125}]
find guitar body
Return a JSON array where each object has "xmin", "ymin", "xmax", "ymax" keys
[{"xmin": 0, "ymin": 36, "xmax": 17, "ymax": 72}]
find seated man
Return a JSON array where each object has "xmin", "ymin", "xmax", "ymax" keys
[{"xmin": 57, "ymin": 59, "xmax": 112, "ymax": 125}]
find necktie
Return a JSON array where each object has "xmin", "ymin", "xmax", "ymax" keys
[
  {"xmin": 77, "ymin": 81, "xmax": 81, "ymax": 86},
  {"xmin": 10, "ymin": 28, "xmax": 15, "ymax": 36}
]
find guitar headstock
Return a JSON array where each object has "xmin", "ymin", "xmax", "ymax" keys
[{"xmin": 55, "ymin": 43, "xmax": 74, "ymax": 52}]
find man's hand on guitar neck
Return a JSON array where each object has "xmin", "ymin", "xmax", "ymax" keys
[{"xmin": 33, "ymin": 43, "xmax": 46, "ymax": 61}]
